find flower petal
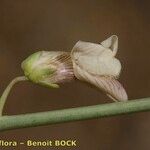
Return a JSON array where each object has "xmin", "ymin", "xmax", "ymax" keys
[
  {"xmin": 101, "ymin": 35, "xmax": 118, "ymax": 56},
  {"xmin": 71, "ymin": 40, "xmax": 121, "ymax": 78},
  {"xmin": 73, "ymin": 64, "xmax": 128, "ymax": 101}
]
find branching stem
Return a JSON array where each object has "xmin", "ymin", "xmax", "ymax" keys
[
  {"xmin": 0, "ymin": 77, "xmax": 150, "ymax": 132},
  {"xmin": 0, "ymin": 76, "xmax": 27, "ymax": 116},
  {"xmin": 0, "ymin": 97, "xmax": 150, "ymax": 131}
]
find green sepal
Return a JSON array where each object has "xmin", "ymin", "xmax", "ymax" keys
[{"xmin": 39, "ymin": 81, "xmax": 60, "ymax": 88}]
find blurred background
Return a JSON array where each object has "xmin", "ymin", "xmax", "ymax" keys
[{"xmin": 0, "ymin": 0, "xmax": 150, "ymax": 149}]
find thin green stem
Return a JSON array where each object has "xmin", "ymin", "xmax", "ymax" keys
[
  {"xmin": 0, "ymin": 97, "xmax": 150, "ymax": 131},
  {"xmin": 0, "ymin": 76, "xmax": 28, "ymax": 116}
]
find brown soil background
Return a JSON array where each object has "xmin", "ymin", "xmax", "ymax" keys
[{"xmin": 0, "ymin": 0, "xmax": 150, "ymax": 150}]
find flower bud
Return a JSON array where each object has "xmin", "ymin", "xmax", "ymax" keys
[
  {"xmin": 21, "ymin": 35, "xmax": 128, "ymax": 102},
  {"xmin": 21, "ymin": 51, "xmax": 75, "ymax": 88}
]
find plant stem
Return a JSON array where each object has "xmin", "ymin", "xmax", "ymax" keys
[
  {"xmin": 0, "ymin": 76, "xmax": 27, "ymax": 116},
  {"xmin": 0, "ymin": 97, "xmax": 150, "ymax": 131}
]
